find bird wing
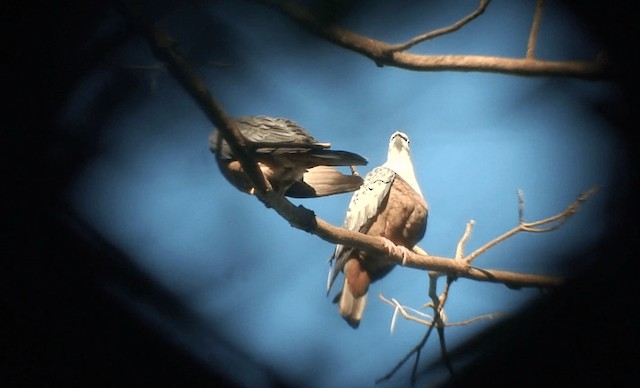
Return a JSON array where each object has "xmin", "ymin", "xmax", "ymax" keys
[
  {"xmin": 236, "ymin": 116, "xmax": 320, "ymax": 145},
  {"xmin": 211, "ymin": 116, "xmax": 328, "ymax": 159},
  {"xmin": 327, "ymin": 166, "xmax": 396, "ymax": 292},
  {"xmin": 210, "ymin": 115, "xmax": 368, "ymax": 197},
  {"xmin": 211, "ymin": 116, "xmax": 366, "ymax": 162},
  {"xmin": 285, "ymin": 166, "xmax": 364, "ymax": 198}
]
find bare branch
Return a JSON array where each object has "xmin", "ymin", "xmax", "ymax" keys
[
  {"xmin": 446, "ymin": 312, "xmax": 504, "ymax": 326},
  {"xmin": 465, "ymin": 225, "xmax": 520, "ymax": 264},
  {"xmin": 382, "ymin": 295, "xmax": 504, "ymax": 328},
  {"xmin": 236, "ymin": 184, "xmax": 569, "ymax": 289},
  {"xmin": 522, "ymin": 186, "xmax": 599, "ymax": 230},
  {"xmin": 388, "ymin": 0, "xmax": 491, "ymax": 52},
  {"xmin": 464, "ymin": 266, "xmax": 562, "ymax": 287},
  {"xmin": 378, "ymin": 184, "xmax": 590, "ymax": 382},
  {"xmin": 526, "ymin": 0, "xmax": 545, "ymax": 59},
  {"xmin": 381, "ymin": 266, "xmax": 505, "ymax": 382},
  {"xmin": 383, "ymin": 267, "xmax": 505, "ymax": 382},
  {"xmin": 455, "ymin": 220, "xmax": 476, "ymax": 259},
  {"xmin": 465, "ymin": 187, "xmax": 598, "ymax": 264},
  {"xmin": 382, "ymin": 295, "xmax": 434, "ymax": 328},
  {"xmin": 258, "ymin": 0, "xmax": 608, "ymax": 79},
  {"xmin": 382, "ymin": 296, "xmax": 503, "ymax": 328},
  {"xmin": 115, "ymin": 0, "xmax": 272, "ymax": 194},
  {"xmin": 380, "ymin": 272, "xmax": 458, "ymax": 383},
  {"xmin": 430, "ymin": 275, "xmax": 454, "ymax": 376},
  {"xmin": 376, "ymin": 298, "xmax": 439, "ymax": 384},
  {"xmin": 429, "ymin": 274, "xmax": 452, "ymax": 318}
]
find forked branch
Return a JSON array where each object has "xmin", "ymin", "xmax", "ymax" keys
[
  {"xmin": 376, "ymin": 185, "xmax": 597, "ymax": 383},
  {"xmin": 254, "ymin": 0, "xmax": 608, "ymax": 79},
  {"xmin": 465, "ymin": 186, "xmax": 599, "ymax": 264},
  {"xmin": 378, "ymin": 280, "xmax": 503, "ymax": 384},
  {"xmin": 387, "ymin": 0, "xmax": 490, "ymax": 52}
]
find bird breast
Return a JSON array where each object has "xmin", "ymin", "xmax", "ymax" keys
[{"xmin": 355, "ymin": 175, "xmax": 428, "ymax": 283}]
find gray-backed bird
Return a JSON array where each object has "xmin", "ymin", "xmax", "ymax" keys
[{"xmin": 210, "ymin": 116, "xmax": 367, "ymax": 198}]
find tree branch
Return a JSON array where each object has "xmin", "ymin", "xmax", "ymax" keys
[
  {"xmin": 387, "ymin": 0, "xmax": 490, "ymax": 52},
  {"xmin": 428, "ymin": 274, "xmax": 454, "ymax": 377},
  {"xmin": 465, "ymin": 186, "xmax": 599, "ymax": 264},
  {"xmin": 376, "ymin": 295, "xmax": 439, "ymax": 385},
  {"xmin": 115, "ymin": 0, "xmax": 272, "ymax": 194},
  {"xmin": 455, "ymin": 220, "xmax": 475, "ymax": 259},
  {"xmin": 257, "ymin": 0, "xmax": 608, "ymax": 79},
  {"xmin": 526, "ymin": 0, "xmax": 545, "ymax": 59}
]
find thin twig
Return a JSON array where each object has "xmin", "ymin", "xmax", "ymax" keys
[
  {"xmin": 381, "ymin": 296, "xmax": 434, "ymax": 327},
  {"xmin": 445, "ymin": 312, "xmax": 504, "ymax": 326},
  {"xmin": 465, "ymin": 187, "xmax": 598, "ymax": 263},
  {"xmin": 380, "ymin": 283, "xmax": 503, "ymax": 383},
  {"xmin": 379, "ymin": 271, "xmax": 458, "ymax": 383},
  {"xmin": 526, "ymin": 0, "xmax": 545, "ymax": 59},
  {"xmin": 382, "ymin": 296, "xmax": 503, "ymax": 327},
  {"xmin": 375, "ymin": 280, "xmax": 444, "ymax": 384},
  {"xmin": 435, "ymin": 277, "xmax": 455, "ymax": 375},
  {"xmin": 388, "ymin": 0, "xmax": 491, "ymax": 52},
  {"xmin": 376, "ymin": 321, "xmax": 437, "ymax": 384},
  {"xmin": 455, "ymin": 220, "xmax": 475, "ymax": 259}
]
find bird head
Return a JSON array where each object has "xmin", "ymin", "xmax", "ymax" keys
[
  {"xmin": 387, "ymin": 131, "xmax": 411, "ymax": 160},
  {"xmin": 384, "ymin": 131, "xmax": 423, "ymax": 197}
]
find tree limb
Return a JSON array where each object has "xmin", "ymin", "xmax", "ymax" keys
[
  {"xmin": 465, "ymin": 186, "xmax": 599, "ymax": 264},
  {"xmin": 115, "ymin": 0, "xmax": 272, "ymax": 194},
  {"xmin": 526, "ymin": 0, "xmax": 545, "ymax": 59},
  {"xmin": 256, "ymin": 0, "xmax": 608, "ymax": 79},
  {"xmin": 387, "ymin": 0, "xmax": 490, "ymax": 52}
]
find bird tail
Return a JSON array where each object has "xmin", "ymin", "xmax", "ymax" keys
[
  {"xmin": 286, "ymin": 166, "xmax": 364, "ymax": 198},
  {"xmin": 339, "ymin": 279, "xmax": 367, "ymax": 329},
  {"xmin": 307, "ymin": 149, "xmax": 368, "ymax": 166}
]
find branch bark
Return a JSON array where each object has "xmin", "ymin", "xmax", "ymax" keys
[
  {"xmin": 387, "ymin": 0, "xmax": 490, "ymax": 52},
  {"xmin": 115, "ymin": 0, "xmax": 272, "ymax": 194},
  {"xmin": 257, "ymin": 0, "xmax": 608, "ymax": 79},
  {"xmin": 526, "ymin": 0, "xmax": 545, "ymax": 59}
]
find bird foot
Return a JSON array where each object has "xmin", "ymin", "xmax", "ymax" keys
[{"xmin": 381, "ymin": 238, "xmax": 412, "ymax": 266}]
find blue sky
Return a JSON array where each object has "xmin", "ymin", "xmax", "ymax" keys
[{"xmin": 65, "ymin": 1, "xmax": 618, "ymax": 386}]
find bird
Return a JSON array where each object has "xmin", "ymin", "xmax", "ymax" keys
[
  {"xmin": 327, "ymin": 131, "xmax": 428, "ymax": 328},
  {"xmin": 209, "ymin": 116, "xmax": 368, "ymax": 198}
]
